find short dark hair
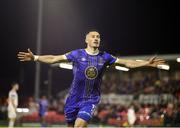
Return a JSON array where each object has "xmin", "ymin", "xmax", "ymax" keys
[
  {"xmin": 85, "ymin": 29, "xmax": 100, "ymax": 36},
  {"xmin": 11, "ymin": 82, "xmax": 19, "ymax": 88}
]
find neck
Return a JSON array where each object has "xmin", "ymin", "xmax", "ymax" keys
[
  {"xmin": 12, "ymin": 88, "xmax": 16, "ymax": 92},
  {"xmin": 85, "ymin": 46, "xmax": 99, "ymax": 55}
]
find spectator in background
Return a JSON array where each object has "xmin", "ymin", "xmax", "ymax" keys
[
  {"xmin": 28, "ymin": 97, "xmax": 38, "ymax": 114},
  {"xmin": 164, "ymin": 103, "xmax": 176, "ymax": 126},
  {"xmin": 7, "ymin": 82, "xmax": 19, "ymax": 128},
  {"xmin": 127, "ymin": 104, "xmax": 136, "ymax": 126},
  {"xmin": 38, "ymin": 95, "xmax": 48, "ymax": 127}
]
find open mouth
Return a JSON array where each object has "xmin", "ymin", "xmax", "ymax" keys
[{"xmin": 94, "ymin": 41, "xmax": 99, "ymax": 44}]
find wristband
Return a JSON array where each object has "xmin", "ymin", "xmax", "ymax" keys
[{"xmin": 34, "ymin": 55, "xmax": 39, "ymax": 61}]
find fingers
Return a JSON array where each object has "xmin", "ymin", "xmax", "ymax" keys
[
  {"xmin": 153, "ymin": 60, "xmax": 165, "ymax": 63},
  {"xmin": 148, "ymin": 56, "xmax": 157, "ymax": 64},
  {"xmin": 149, "ymin": 56, "xmax": 157, "ymax": 61},
  {"xmin": 17, "ymin": 53, "xmax": 26, "ymax": 57},
  {"xmin": 28, "ymin": 48, "xmax": 33, "ymax": 54},
  {"xmin": 149, "ymin": 62, "xmax": 167, "ymax": 67},
  {"xmin": 18, "ymin": 56, "xmax": 31, "ymax": 61},
  {"xmin": 153, "ymin": 58, "xmax": 165, "ymax": 61},
  {"xmin": 17, "ymin": 53, "xmax": 29, "ymax": 58},
  {"xmin": 156, "ymin": 62, "xmax": 166, "ymax": 65},
  {"xmin": 150, "ymin": 56, "xmax": 165, "ymax": 63},
  {"xmin": 17, "ymin": 56, "xmax": 26, "ymax": 61},
  {"xmin": 17, "ymin": 56, "xmax": 25, "ymax": 59},
  {"xmin": 153, "ymin": 59, "xmax": 166, "ymax": 64},
  {"xmin": 152, "ymin": 61, "xmax": 167, "ymax": 67},
  {"xmin": 19, "ymin": 59, "xmax": 30, "ymax": 61},
  {"xmin": 17, "ymin": 49, "xmax": 33, "ymax": 56},
  {"xmin": 153, "ymin": 59, "xmax": 166, "ymax": 63},
  {"xmin": 148, "ymin": 56, "xmax": 166, "ymax": 67},
  {"xmin": 17, "ymin": 49, "xmax": 33, "ymax": 61},
  {"xmin": 18, "ymin": 58, "xmax": 28, "ymax": 61},
  {"xmin": 18, "ymin": 52, "xmax": 27, "ymax": 55}
]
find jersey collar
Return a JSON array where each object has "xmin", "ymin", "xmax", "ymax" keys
[{"xmin": 85, "ymin": 49, "xmax": 99, "ymax": 56}]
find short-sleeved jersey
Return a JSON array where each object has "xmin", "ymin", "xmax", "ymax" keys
[
  {"xmin": 65, "ymin": 49, "xmax": 116, "ymax": 104},
  {"xmin": 8, "ymin": 90, "xmax": 18, "ymax": 110},
  {"xmin": 38, "ymin": 99, "xmax": 48, "ymax": 116}
]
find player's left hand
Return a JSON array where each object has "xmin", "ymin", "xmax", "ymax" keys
[{"xmin": 147, "ymin": 56, "xmax": 166, "ymax": 67}]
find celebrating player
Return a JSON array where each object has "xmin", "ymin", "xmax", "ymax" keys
[{"xmin": 17, "ymin": 30, "xmax": 165, "ymax": 127}]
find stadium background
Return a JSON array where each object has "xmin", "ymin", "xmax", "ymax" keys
[{"xmin": 0, "ymin": 0, "xmax": 179, "ymax": 127}]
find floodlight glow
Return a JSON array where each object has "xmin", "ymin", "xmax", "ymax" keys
[
  {"xmin": 23, "ymin": 108, "xmax": 29, "ymax": 113},
  {"xmin": 59, "ymin": 63, "xmax": 73, "ymax": 69},
  {"xmin": 16, "ymin": 108, "xmax": 29, "ymax": 113},
  {"xmin": 177, "ymin": 58, "xmax": 180, "ymax": 63},
  {"xmin": 115, "ymin": 66, "xmax": 129, "ymax": 71},
  {"xmin": 157, "ymin": 64, "xmax": 170, "ymax": 70},
  {"xmin": 16, "ymin": 108, "xmax": 23, "ymax": 112}
]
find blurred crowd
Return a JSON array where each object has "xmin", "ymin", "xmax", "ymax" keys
[
  {"xmin": 97, "ymin": 70, "xmax": 180, "ymax": 126},
  {"xmin": 0, "ymin": 70, "xmax": 180, "ymax": 126},
  {"xmin": 102, "ymin": 70, "xmax": 180, "ymax": 95}
]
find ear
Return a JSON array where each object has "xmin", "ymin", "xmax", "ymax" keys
[
  {"xmin": 85, "ymin": 38, "xmax": 88, "ymax": 44},
  {"xmin": 85, "ymin": 34, "xmax": 89, "ymax": 44}
]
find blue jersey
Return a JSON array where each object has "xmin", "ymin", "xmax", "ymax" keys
[
  {"xmin": 38, "ymin": 99, "xmax": 48, "ymax": 116},
  {"xmin": 65, "ymin": 49, "xmax": 116, "ymax": 104}
]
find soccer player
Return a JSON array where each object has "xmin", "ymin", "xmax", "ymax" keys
[
  {"xmin": 7, "ymin": 82, "xmax": 19, "ymax": 128},
  {"xmin": 17, "ymin": 31, "xmax": 165, "ymax": 127},
  {"xmin": 38, "ymin": 95, "xmax": 48, "ymax": 127}
]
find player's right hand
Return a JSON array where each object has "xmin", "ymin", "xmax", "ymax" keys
[{"xmin": 17, "ymin": 48, "xmax": 34, "ymax": 61}]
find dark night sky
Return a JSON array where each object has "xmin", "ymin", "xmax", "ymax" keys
[{"xmin": 0, "ymin": 0, "xmax": 179, "ymax": 98}]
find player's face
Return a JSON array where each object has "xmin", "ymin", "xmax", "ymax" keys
[
  {"xmin": 42, "ymin": 96, "xmax": 46, "ymax": 99},
  {"xmin": 14, "ymin": 84, "xmax": 19, "ymax": 91},
  {"xmin": 86, "ymin": 31, "xmax": 100, "ymax": 48}
]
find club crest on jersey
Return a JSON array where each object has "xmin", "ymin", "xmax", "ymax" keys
[{"xmin": 85, "ymin": 66, "xmax": 98, "ymax": 79}]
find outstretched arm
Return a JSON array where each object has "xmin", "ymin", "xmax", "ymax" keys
[
  {"xmin": 17, "ymin": 48, "xmax": 68, "ymax": 64},
  {"xmin": 115, "ymin": 56, "xmax": 166, "ymax": 68}
]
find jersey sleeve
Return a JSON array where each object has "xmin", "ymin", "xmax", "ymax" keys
[
  {"xmin": 65, "ymin": 50, "xmax": 78, "ymax": 62},
  {"xmin": 105, "ymin": 52, "xmax": 117, "ymax": 65}
]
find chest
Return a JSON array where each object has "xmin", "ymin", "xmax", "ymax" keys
[{"xmin": 76, "ymin": 55, "xmax": 106, "ymax": 69}]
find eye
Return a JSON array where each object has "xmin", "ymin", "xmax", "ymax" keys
[{"xmin": 96, "ymin": 35, "xmax": 100, "ymax": 38}]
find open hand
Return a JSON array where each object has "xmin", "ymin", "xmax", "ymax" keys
[
  {"xmin": 17, "ymin": 48, "xmax": 34, "ymax": 61},
  {"xmin": 148, "ymin": 56, "xmax": 166, "ymax": 67}
]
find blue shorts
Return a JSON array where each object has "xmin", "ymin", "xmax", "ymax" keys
[
  {"xmin": 39, "ymin": 112, "xmax": 46, "ymax": 117},
  {"xmin": 64, "ymin": 100, "xmax": 97, "ymax": 124}
]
